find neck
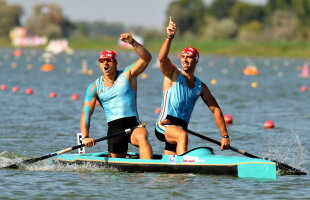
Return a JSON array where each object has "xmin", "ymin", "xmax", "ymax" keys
[
  {"xmin": 181, "ymin": 69, "xmax": 195, "ymax": 80},
  {"xmin": 103, "ymin": 72, "xmax": 117, "ymax": 83}
]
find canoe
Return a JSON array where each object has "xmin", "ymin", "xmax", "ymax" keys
[{"xmin": 55, "ymin": 146, "xmax": 276, "ymax": 180}]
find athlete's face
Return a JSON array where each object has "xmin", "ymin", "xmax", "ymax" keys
[
  {"xmin": 99, "ymin": 58, "xmax": 118, "ymax": 76},
  {"xmin": 181, "ymin": 54, "xmax": 197, "ymax": 72}
]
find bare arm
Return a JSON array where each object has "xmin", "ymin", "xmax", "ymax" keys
[
  {"xmin": 201, "ymin": 82, "xmax": 230, "ymax": 150},
  {"xmin": 159, "ymin": 16, "xmax": 178, "ymax": 78},
  {"xmin": 80, "ymin": 82, "xmax": 98, "ymax": 147},
  {"xmin": 120, "ymin": 33, "xmax": 152, "ymax": 77}
]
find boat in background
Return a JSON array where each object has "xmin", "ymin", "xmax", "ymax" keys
[{"xmin": 55, "ymin": 147, "xmax": 276, "ymax": 180}]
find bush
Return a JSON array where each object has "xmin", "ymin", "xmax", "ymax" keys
[
  {"xmin": 238, "ymin": 21, "xmax": 264, "ymax": 41},
  {"xmin": 203, "ymin": 18, "xmax": 238, "ymax": 40}
]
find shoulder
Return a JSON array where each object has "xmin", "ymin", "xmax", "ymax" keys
[
  {"xmin": 123, "ymin": 63, "xmax": 134, "ymax": 72},
  {"xmin": 86, "ymin": 81, "xmax": 98, "ymax": 93}
]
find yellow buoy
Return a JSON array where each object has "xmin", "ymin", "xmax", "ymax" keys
[
  {"xmin": 141, "ymin": 73, "xmax": 148, "ymax": 79},
  {"xmin": 251, "ymin": 82, "xmax": 258, "ymax": 88},
  {"xmin": 210, "ymin": 79, "xmax": 217, "ymax": 85}
]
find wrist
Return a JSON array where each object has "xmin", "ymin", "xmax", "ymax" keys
[
  {"xmin": 222, "ymin": 135, "xmax": 229, "ymax": 138},
  {"xmin": 129, "ymin": 39, "xmax": 135, "ymax": 45},
  {"xmin": 81, "ymin": 136, "xmax": 89, "ymax": 141},
  {"xmin": 166, "ymin": 34, "xmax": 174, "ymax": 40}
]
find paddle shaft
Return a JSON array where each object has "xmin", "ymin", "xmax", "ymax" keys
[
  {"xmin": 3, "ymin": 128, "xmax": 132, "ymax": 169},
  {"xmin": 187, "ymin": 129, "xmax": 307, "ymax": 175}
]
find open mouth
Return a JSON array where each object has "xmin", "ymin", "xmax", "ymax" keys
[{"xmin": 103, "ymin": 66, "xmax": 110, "ymax": 73}]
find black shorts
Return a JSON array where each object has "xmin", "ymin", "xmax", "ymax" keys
[
  {"xmin": 155, "ymin": 115, "xmax": 188, "ymax": 152},
  {"xmin": 107, "ymin": 116, "xmax": 139, "ymax": 154}
]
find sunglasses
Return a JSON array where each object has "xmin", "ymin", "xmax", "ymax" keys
[{"xmin": 98, "ymin": 58, "xmax": 114, "ymax": 63}]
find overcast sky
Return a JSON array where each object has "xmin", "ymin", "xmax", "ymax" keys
[{"xmin": 6, "ymin": 0, "xmax": 267, "ymax": 30}]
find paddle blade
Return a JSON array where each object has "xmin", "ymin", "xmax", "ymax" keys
[
  {"xmin": 271, "ymin": 160, "xmax": 307, "ymax": 175},
  {"xmin": 3, "ymin": 163, "xmax": 19, "ymax": 169},
  {"xmin": 3, "ymin": 153, "xmax": 57, "ymax": 169}
]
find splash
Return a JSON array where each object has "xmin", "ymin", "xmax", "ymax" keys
[
  {"xmin": 25, "ymin": 160, "xmax": 118, "ymax": 173},
  {"xmin": 0, "ymin": 152, "xmax": 118, "ymax": 173},
  {"xmin": 261, "ymin": 133, "xmax": 307, "ymax": 174},
  {"xmin": 0, "ymin": 151, "xmax": 24, "ymax": 168}
]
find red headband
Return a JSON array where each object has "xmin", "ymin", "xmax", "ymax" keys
[
  {"xmin": 98, "ymin": 50, "xmax": 117, "ymax": 61},
  {"xmin": 181, "ymin": 47, "xmax": 199, "ymax": 61}
]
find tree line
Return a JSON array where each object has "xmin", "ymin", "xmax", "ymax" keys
[{"xmin": 1, "ymin": 0, "xmax": 310, "ymax": 42}]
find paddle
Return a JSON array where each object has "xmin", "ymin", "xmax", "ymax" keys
[
  {"xmin": 187, "ymin": 129, "xmax": 307, "ymax": 175},
  {"xmin": 3, "ymin": 128, "xmax": 132, "ymax": 169}
]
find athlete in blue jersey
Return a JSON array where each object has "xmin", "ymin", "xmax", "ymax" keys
[
  {"xmin": 155, "ymin": 17, "xmax": 230, "ymax": 155},
  {"xmin": 80, "ymin": 33, "xmax": 153, "ymax": 159}
]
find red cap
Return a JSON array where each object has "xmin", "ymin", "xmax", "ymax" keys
[
  {"xmin": 181, "ymin": 47, "xmax": 199, "ymax": 61},
  {"xmin": 98, "ymin": 50, "xmax": 117, "ymax": 61}
]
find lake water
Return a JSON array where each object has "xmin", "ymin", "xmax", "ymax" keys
[{"xmin": 0, "ymin": 48, "xmax": 309, "ymax": 199}]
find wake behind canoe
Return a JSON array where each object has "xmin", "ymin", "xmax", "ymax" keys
[{"xmin": 54, "ymin": 147, "xmax": 277, "ymax": 180}]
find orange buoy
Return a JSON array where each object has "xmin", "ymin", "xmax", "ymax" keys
[
  {"xmin": 12, "ymin": 86, "xmax": 19, "ymax": 92},
  {"xmin": 71, "ymin": 93, "xmax": 80, "ymax": 100},
  {"xmin": 243, "ymin": 65, "xmax": 259, "ymax": 76},
  {"xmin": 49, "ymin": 92, "xmax": 57, "ymax": 98},
  {"xmin": 25, "ymin": 88, "xmax": 33, "ymax": 95},
  {"xmin": 40, "ymin": 64, "xmax": 54, "ymax": 72},
  {"xmin": 264, "ymin": 120, "xmax": 274, "ymax": 129},
  {"xmin": 0, "ymin": 84, "xmax": 7, "ymax": 90},
  {"xmin": 13, "ymin": 49, "xmax": 22, "ymax": 57},
  {"xmin": 224, "ymin": 114, "xmax": 233, "ymax": 125}
]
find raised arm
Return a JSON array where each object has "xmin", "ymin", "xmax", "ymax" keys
[
  {"xmin": 200, "ymin": 82, "xmax": 230, "ymax": 150},
  {"xmin": 80, "ymin": 82, "xmax": 98, "ymax": 147},
  {"xmin": 120, "ymin": 33, "xmax": 152, "ymax": 77},
  {"xmin": 159, "ymin": 16, "xmax": 178, "ymax": 78}
]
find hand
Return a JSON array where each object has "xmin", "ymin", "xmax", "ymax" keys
[
  {"xmin": 166, "ymin": 16, "xmax": 177, "ymax": 36},
  {"xmin": 82, "ymin": 137, "xmax": 95, "ymax": 147},
  {"xmin": 220, "ymin": 137, "xmax": 230, "ymax": 151},
  {"xmin": 120, "ymin": 33, "xmax": 134, "ymax": 44}
]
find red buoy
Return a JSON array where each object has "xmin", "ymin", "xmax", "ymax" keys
[
  {"xmin": 49, "ymin": 92, "xmax": 57, "ymax": 98},
  {"xmin": 154, "ymin": 108, "xmax": 161, "ymax": 114},
  {"xmin": 300, "ymin": 86, "xmax": 307, "ymax": 92},
  {"xmin": 224, "ymin": 114, "xmax": 233, "ymax": 125},
  {"xmin": 25, "ymin": 88, "xmax": 33, "ymax": 95},
  {"xmin": 71, "ymin": 93, "xmax": 80, "ymax": 100},
  {"xmin": 0, "ymin": 84, "xmax": 7, "ymax": 90},
  {"xmin": 12, "ymin": 86, "xmax": 19, "ymax": 92},
  {"xmin": 264, "ymin": 120, "xmax": 274, "ymax": 129}
]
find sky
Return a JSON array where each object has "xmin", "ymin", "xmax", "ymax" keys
[{"xmin": 6, "ymin": 0, "xmax": 267, "ymax": 31}]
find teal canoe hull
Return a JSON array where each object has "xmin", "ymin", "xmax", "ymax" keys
[{"xmin": 55, "ymin": 147, "xmax": 276, "ymax": 180}]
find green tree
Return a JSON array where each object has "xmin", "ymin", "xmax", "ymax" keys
[
  {"xmin": 230, "ymin": 2, "xmax": 265, "ymax": 25},
  {"xmin": 0, "ymin": 0, "xmax": 23, "ymax": 38},
  {"xmin": 26, "ymin": 4, "xmax": 74, "ymax": 38},
  {"xmin": 166, "ymin": 0, "xmax": 205, "ymax": 35},
  {"xmin": 266, "ymin": 0, "xmax": 310, "ymax": 26},
  {"xmin": 269, "ymin": 10, "xmax": 299, "ymax": 40},
  {"xmin": 208, "ymin": 0, "xmax": 237, "ymax": 19},
  {"xmin": 238, "ymin": 21, "xmax": 264, "ymax": 41}
]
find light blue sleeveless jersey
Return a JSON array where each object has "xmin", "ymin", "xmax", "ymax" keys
[
  {"xmin": 96, "ymin": 70, "xmax": 139, "ymax": 123},
  {"xmin": 156, "ymin": 72, "xmax": 202, "ymax": 128}
]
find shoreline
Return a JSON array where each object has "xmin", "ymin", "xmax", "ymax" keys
[{"xmin": 1, "ymin": 37, "xmax": 310, "ymax": 60}]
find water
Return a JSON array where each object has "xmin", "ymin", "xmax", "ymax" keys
[{"xmin": 0, "ymin": 48, "xmax": 309, "ymax": 199}]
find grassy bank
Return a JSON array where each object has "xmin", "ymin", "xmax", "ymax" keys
[
  {"xmin": 69, "ymin": 37, "xmax": 310, "ymax": 59},
  {"xmin": 1, "ymin": 36, "xmax": 310, "ymax": 59}
]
